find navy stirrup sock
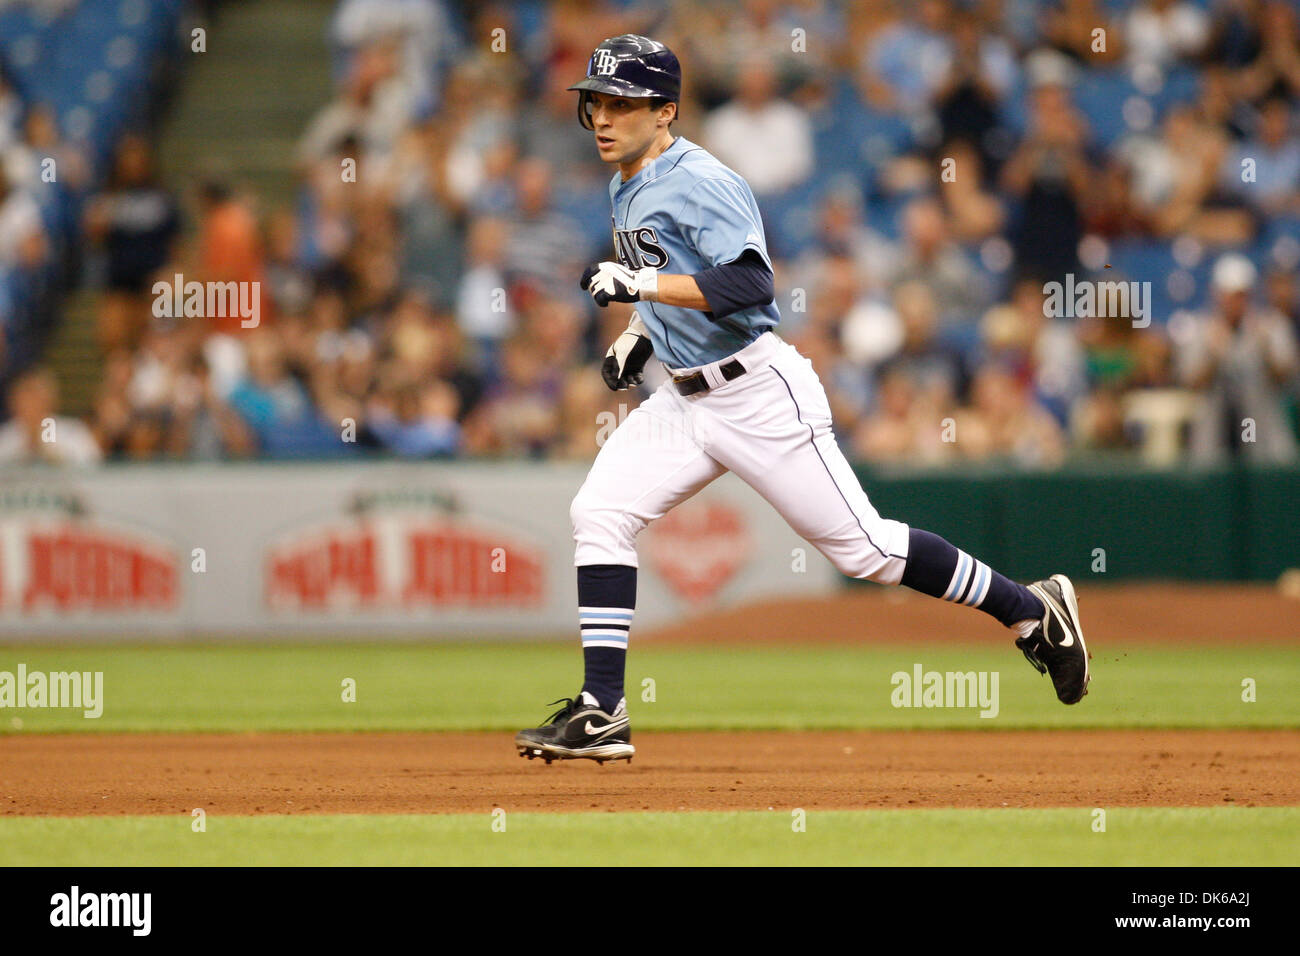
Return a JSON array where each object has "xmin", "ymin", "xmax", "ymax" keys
[
  {"xmin": 577, "ymin": 564, "xmax": 636, "ymax": 712},
  {"xmin": 899, "ymin": 529, "xmax": 1043, "ymax": 627}
]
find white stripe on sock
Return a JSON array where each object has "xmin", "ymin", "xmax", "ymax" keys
[
  {"xmin": 962, "ymin": 562, "xmax": 986, "ymax": 606},
  {"xmin": 943, "ymin": 552, "xmax": 970, "ymax": 602},
  {"xmin": 969, "ymin": 563, "xmax": 993, "ymax": 607},
  {"xmin": 578, "ymin": 607, "xmax": 634, "ymax": 618}
]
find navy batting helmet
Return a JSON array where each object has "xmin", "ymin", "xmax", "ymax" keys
[{"xmin": 568, "ymin": 34, "xmax": 681, "ymax": 130}]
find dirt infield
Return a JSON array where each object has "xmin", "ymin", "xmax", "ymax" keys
[
  {"xmin": 2, "ymin": 729, "xmax": 1296, "ymax": 816},
  {"xmin": 640, "ymin": 583, "xmax": 1300, "ymax": 645},
  {"xmin": 2, "ymin": 588, "xmax": 1294, "ymax": 819}
]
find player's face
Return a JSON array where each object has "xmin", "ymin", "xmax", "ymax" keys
[{"xmin": 587, "ymin": 91, "xmax": 667, "ymax": 164}]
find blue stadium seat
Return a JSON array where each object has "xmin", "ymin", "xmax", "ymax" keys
[
  {"xmin": 1073, "ymin": 69, "xmax": 1140, "ymax": 148},
  {"xmin": 0, "ymin": 0, "xmax": 186, "ymax": 387},
  {"xmin": 1102, "ymin": 240, "xmax": 1180, "ymax": 322},
  {"xmin": 761, "ymin": 178, "xmax": 824, "ymax": 259}
]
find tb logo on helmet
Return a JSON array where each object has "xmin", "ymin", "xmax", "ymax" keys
[
  {"xmin": 593, "ymin": 49, "xmax": 618, "ymax": 76},
  {"xmin": 569, "ymin": 35, "xmax": 682, "ymax": 130}
]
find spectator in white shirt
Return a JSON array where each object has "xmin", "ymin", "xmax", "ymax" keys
[
  {"xmin": 703, "ymin": 57, "xmax": 814, "ymax": 196},
  {"xmin": 456, "ymin": 216, "xmax": 515, "ymax": 355},
  {"xmin": 1125, "ymin": 0, "xmax": 1210, "ymax": 70},
  {"xmin": 0, "ymin": 165, "xmax": 46, "ymax": 270},
  {"xmin": 1175, "ymin": 254, "xmax": 1299, "ymax": 464},
  {"xmin": 0, "ymin": 367, "xmax": 102, "ymax": 466}
]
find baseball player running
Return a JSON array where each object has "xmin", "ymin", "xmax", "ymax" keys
[{"xmin": 517, "ymin": 35, "xmax": 1089, "ymax": 764}]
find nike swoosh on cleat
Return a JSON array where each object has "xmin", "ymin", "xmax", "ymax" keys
[
  {"xmin": 1033, "ymin": 585, "xmax": 1076, "ymax": 648},
  {"xmin": 1043, "ymin": 593, "xmax": 1075, "ymax": 646},
  {"xmin": 584, "ymin": 719, "xmax": 627, "ymax": 735}
]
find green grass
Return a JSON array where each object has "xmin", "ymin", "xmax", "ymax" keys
[
  {"xmin": 0, "ymin": 808, "xmax": 1294, "ymax": 866},
  {"xmin": 0, "ymin": 643, "xmax": 1295, "ymax": 733}
]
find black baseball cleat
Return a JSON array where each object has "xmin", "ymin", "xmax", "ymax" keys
[
  {"xmin": 515, "ymin": 692, "xmax": 634, "ymax": 764},
  {"xmin": 1016, "ymin": 574, "xmax": 1091, "ymax": 704}
]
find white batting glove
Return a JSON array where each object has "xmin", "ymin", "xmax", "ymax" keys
[{"xmin": 581, "ymin": 261, "xmax": 659, "ymax": 306}]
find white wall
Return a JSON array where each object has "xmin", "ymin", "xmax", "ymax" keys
[{"xmin": 0, "ymin": 462, "xmax": 838, "ymax": 639}]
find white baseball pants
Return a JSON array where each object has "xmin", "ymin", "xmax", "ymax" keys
[{"xmin": 571, "ymin": 332, "xmax": 911, "ymax": 582}]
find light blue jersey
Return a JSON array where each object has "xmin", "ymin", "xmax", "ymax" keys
[{"xmin": 607, "ymin": 136, "xmax": 780, "ymax": 368}]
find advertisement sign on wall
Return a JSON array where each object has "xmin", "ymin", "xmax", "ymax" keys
[{"xmin": 0, "ymin": 463, "xmax": 837, "ymax": 639}]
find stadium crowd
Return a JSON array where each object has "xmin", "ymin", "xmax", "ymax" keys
[{"xmin": 2, "ymin": 0, "xmax": 1299, "ymax": 468}]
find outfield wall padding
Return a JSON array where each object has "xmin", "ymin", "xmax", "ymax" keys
[{"xmin": 851, "ymin": 463, "xmax": 1299, "ymax": 583}]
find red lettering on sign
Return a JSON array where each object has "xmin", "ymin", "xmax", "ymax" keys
[
  {"xmin": 402, "ymin": 529, "xmax": 542, "ymax": 606},
  {"xmin": 22, "ymin": 528, "xmax": 176, "ymax": 611},
  {"xmin": 266, "ymin": 526, "xmax": 379, "ymax": 608}
]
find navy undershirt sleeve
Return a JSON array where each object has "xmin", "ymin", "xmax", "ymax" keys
[{"xmin": 691, "ymin": 249, "xmax": 774, "ymax": 320}]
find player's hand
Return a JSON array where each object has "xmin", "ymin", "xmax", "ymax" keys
[
  {"xmin": 601, "ymin": 313, "xmax": 654, "ymax": 391},
  {"xmin": 581, "ymin": 261, "xmax": 658, "ymax": 307}
]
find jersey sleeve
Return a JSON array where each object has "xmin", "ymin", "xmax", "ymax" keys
[{"xmin": 676, "ymin": 177, "xmax": 770, "ymax": 270}]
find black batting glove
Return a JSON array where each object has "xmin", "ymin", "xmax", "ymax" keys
[{"xmin": 601, "ymin": 314, "xmax": 654, "ymax": 391}]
